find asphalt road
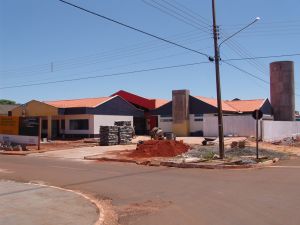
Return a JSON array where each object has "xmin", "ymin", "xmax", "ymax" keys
[{"xmin": 1, "ymin": 155, "xmax": 300, "ymax": 225}]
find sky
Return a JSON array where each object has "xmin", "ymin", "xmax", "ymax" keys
[{"xmin": 0, "ymin": 0, "xmax": 299, "ymax": 109}]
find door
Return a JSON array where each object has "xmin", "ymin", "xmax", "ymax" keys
[{"xmin": 51, "ymin": 120, "xmax": 60, "ymax": 139}]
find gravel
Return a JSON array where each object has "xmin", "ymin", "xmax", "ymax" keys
[{"xmin": 183, "ymin": 144, "xmax": 291, "ymax": 160}]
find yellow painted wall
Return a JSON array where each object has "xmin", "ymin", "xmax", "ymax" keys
[
  {"xmin": 11, "ymin": 100, "xmax": 58, "ymax": 117},
  {"xmin": 172, "ymin": 121, "xmax": 190, "ymax": 137},
  {"xmin": 0, "ymin": 116, "xmax": 19, "ymax": 135}
]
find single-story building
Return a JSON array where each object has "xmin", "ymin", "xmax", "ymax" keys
[
  {"xmin": 0, "ymin": 104, "xmax": 20, "ymax": 116},
  {"xmin": 11, "ymin": 95, "xmax": 143, "ymax": 139},
  {"xmin": 9, "ymin": 89, "xmax": 274, "ymax": 139},
  {"xmin": 111, "ymin": 90, "xmax": 168, "ymax": 134},
  {"xmin": 151, "ymin": 90, "xmax": 273, "ymax": 136}
]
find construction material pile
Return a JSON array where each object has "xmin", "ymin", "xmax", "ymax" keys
[
  {"xmin": 115, "ymin": 121, "xmax": 133, "ymax": 145},
  {"xmin": 100, "ymin": 121, "xmax": 133, "ymax": 146},
  {"xmin": 128, "ymin": 140, "xmax": 189, "ymax": 158},
  {"xmin": 114, "ymin": 121, "xmax": 131, "ymax": 126},
  {"xmin": 100, "ymin": 126, "xmax": 119, "ymax": 146}
]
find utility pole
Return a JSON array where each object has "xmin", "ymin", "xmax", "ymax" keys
[{"xmin": 212, "ymin": 0, "xmax": 225, "ymax": 159}]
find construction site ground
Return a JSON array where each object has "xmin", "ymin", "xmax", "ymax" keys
[{"xmin": 5, "ymin": 136, "xmax": 298, "ymax": 169}]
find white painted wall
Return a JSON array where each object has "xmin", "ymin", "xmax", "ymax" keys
[
  {"xmin": 189, "ymin": 114, "xmax": 203, "ymax": 133},
  {"xmin": 203, "ymin": 114, "xmax": 260, "ymax": 137},
  {"xmin": 93, "ymin": 115, "xmax": 133, "ymax": 134},
  {"xmin": 60, "ymin": 114, "xmax": 133, "ymax": 135},
  {"xmin": 0, "ymin": 134, "xmax": 38, "ymax": 145},
  {"xmin": 262, "ymin": 121, "xmax": 300, "ymax": 141},
  {"xmin": 157, "ymin": 115, "xmax": 172, "ymax": 133},
  {"xmin": 64, "ymin": 114, "xmax": 94, "ymax": 135}
]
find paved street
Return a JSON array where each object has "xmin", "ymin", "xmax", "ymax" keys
[
  {"xmin": 1, "ymin": 155, "xmax": 300, "ymax": 225},
  {"xmin": 0, "ymin": 180, "xmax": 99, "ymax": 225}
]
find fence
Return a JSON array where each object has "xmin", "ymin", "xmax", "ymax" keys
[
  {"xmin": 203, "ymin": 114, "xmax": 300, "ymax": 141},
  {"xmin": 203, "ymin": 115, "xmax": 259, "ymax": 137},
  {"xmin": 262, "ymin": 121, "xmax": 300, "ymax": 141}
]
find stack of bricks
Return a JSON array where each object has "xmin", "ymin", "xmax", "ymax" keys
[
  {"xmin": 99, "ymin": 126, "xmax": 119, "ymax": 146},
  {"xmin": 115, "ymin": 121, "xmax": 133, "ymax": 145},
  {"xmin": 99, "ymin": 121, "xmax": 133, "ymax": 146}
]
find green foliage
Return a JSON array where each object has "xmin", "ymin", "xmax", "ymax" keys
[
  {"xmin": 0, "ymin": 99, "xmax": 16, "ymax": 105},
  {"xmin": 203, "ymin": 151, "xmax": 215, "ymax": 160}
]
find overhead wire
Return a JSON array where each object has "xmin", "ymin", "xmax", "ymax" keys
[
  {"xmin": 224, "ymin": 61, "xmax": 300, "ymax": 97},
  {"xmin": 0, "ymin": 29, "xmax": 211, "ymax": 75},
  {"xmin": 143, "ymin": 0, "xmax": 299, "ymax": 94},
  {"xmin": 0, "ymin": 61, "xmax": 210, "ymax": 90},
  {"xmin": 2, "ymin": 35, "xmax": 212, "ymax": 81},
  {"xmin": 142, "ymin": 0, "xmax": 211, "ymax": 33},
  {"xmin": 58, "ymin": 0, "xmax": 211, "ymax": 58},
  {"xmin": 142, "ymin": 0, "xmax": 272, "ymax": 82}
]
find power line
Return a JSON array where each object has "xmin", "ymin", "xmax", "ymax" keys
[
  {"xmin": 0, "ymin": 61, "xmax": 210, "ymax": 90},
  {"xmin": 3, "ymin": 46, "xmax": 212, "ymax": 86},
  {"xmin": 223, "ymin": 61, "xmax": 300, "ymax": 97},
  {"xmin": 142, "ymin": 0, "xmax": 271, "ymax": 81},
  {"xmin": 58, "ymin": 0, "xmax": 211, "ymax": 59},
  {"xmin": 0, "ymin": 30, "xmax": 210, "ymax": 76},
  {"xmin": 223, "ymin": 61, "xmax": 269, "ymax": 84},
  {"xmin": 224, "ymin": 53, "xmax": 300, "ymax": 61},
  {"xmin": 142, "ymin": 0, "xmax": 211, "ymax": 33},
  {"xmin": 168, "ymin": 0, "xmax": 212, "ymax": 26}
]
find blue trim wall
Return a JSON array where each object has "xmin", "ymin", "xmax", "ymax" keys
[
  {"xmin": 59, "ymin": 96, "xmax": 144, "ymax": 117},
  {"xmin": 90, "ymin": 96, "xmax": 144, "ymax": 117},
  {"xmin": 260, "ymin": 99, "xmax": 273, "ymax": 115},
  {"xmin": 151, "ymin": 95, "xmax": 273, "ymax": 116},
  {"xmin": 151, "ymin": 95, "xmax": 235, "ymax": 115}
]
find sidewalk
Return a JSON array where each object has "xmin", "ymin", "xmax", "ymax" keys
[{"xmin": 0, "ymin": 180, "xmax": 100, "ymax": 225}]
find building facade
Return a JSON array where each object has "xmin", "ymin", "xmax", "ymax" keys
[{"xmin": 11, "ymin": 96, "xmax": 143, "ymax": 139}]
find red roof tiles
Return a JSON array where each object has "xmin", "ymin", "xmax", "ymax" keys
[{"xmin": 111, "ymin": 90, "xmax": 168, "ymax": 110}]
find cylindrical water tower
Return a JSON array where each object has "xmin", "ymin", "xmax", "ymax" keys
[{"xmin": 270, "ymin": 61, "xmax": 295, "ymax": 121}]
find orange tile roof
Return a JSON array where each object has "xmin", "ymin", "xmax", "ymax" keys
[
  {"xmin": 45, "ymin": 97, "xmax": 112, "ymax": 108},
  {"xmin": 195, "ymin": 96, "xmax": 266, "ymax": 113},
  {"xmin": 152, "ymin": 99, "xmax": 170, "ymax": 108},
  {"xmin": 224, "ymin": 99, "xmax": 265, "ymax": 112},
  {"xmin": 195, "ymin": 96, "xmax": 236, "ymax": 112}
]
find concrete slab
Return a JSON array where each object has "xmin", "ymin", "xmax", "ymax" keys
[
  {"xmin": 29, "ymin": 144, "xmax": 137, "ymax": 161},
  {"xmin": 0, "ymin": 180, "xmax": 99, "ymax": 225}
]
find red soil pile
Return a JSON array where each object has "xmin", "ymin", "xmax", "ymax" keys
[{"xmin": 128, "ymin": 140, "xmax": 189, "ymax": 158}]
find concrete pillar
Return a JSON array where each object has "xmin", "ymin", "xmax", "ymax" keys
[
  {"xmin": 270, "ymin": 61, "xmax": 295, "ymax": 121},
  {"xmin": 172, "ymin": 90, "xmax": 190, "ymax": 136},
  {"xmin": 47, "ymin": 116, "xmax": 52, "ymax": 140}
]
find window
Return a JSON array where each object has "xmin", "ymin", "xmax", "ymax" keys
[
  {"xmin": 69, "ymin": 119, "xmax": 89, "ymax": 130},
  {"xmin": 194, "ymin": 114, "xmax": 203, "ymax": 117},
  {"xmin": 194, "ymin": 114, "xmax": 203, "ymax": 121},
  {"xmin": 160, "ymin": 118, "xmax": 173, "ymax": 122},
  {"xmin": 61, "ymin": 120, "xmax": 65, "ymax": 130},
  {"xmin": 160, "ymin": 115, "xmax": 172, "ymax": 118},
  {"xmin": 42, "ymin": 120, "xmax": 48, "ymax": 129}
]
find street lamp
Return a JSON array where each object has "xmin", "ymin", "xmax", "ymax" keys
[
  {"xmin": 219, "ymin": 17, "xmax": 260, "ymax": 49},
  {"xmin": 212, "ymin": 0, "xmax": 260, "ymax": 159}
]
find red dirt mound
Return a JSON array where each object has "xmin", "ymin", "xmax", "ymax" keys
[{"xmin": 128, "ymin": 140, "xmax": 189, "ymax": 158}]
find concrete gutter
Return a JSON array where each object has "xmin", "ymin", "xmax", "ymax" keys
[{"xmin": 84, "ymin": 155, "xmax": 279, "ymax": 169}]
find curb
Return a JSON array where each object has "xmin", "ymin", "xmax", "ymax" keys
[
  {"xmin": 0, "ymin": 151, "xmax": 28, "ymax": 156},
  {"xmin": 84, "ymin": 156, "xmax": 279, "ymax": 169},
  {"xmin": 26, "ymin": 181, "xmax": 104, "ymax": 225},
  {"xmin": 0, "ymin": 150, "xmax": 51, "ymax": 156}
]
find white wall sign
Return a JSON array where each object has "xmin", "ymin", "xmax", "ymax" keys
[{"xmin": 0, "ymin": 135, "xmax": 38, "ymax": 145}]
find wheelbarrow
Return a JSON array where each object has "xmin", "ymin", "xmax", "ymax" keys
[{"xmin": 202, "ymin": 137, "xmax": 217, "ymax": 146}]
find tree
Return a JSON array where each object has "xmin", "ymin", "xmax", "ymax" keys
[{"xmin": 0, "ymin": 99, "xmax": 16, "ymax": 105}]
